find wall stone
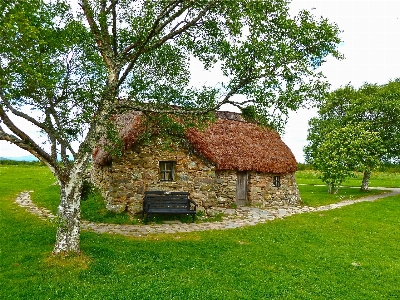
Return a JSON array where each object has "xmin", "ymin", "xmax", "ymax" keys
[
  {"xmin": 248, "ymin": 172, "xmax": 301, "ymax": 208},
  {"xmin": 91, "ymin": 140, "xmax": 301, "ymax": 215}
]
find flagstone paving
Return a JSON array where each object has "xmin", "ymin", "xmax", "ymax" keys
[{"xmin": 15, "ymin": 187, "xmax": 400, "ymax": 237}]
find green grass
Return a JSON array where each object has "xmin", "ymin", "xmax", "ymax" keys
[
  {"xmin": 2, "ymin": 165, "xmax": 400, "ymax": 299},
  {"xmin": 298, "ymin": 185, "xmax": 386, "ymax": 207},
  {"xmin": 81, "ymin": 190, "xmax": 224, "ymax": 224},
  {"xmin": 2, "ymin": 165, "xmax": 390, "ymax": 222},
  {"xmin": 296, "ymin": 169, "xmax": 400, "ymax": 188},
  {"xmin": 296, "ymin": 169, "xmax": 391, "ymax": 207}
]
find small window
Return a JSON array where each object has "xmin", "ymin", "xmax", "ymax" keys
[
  {"xmin": 273, "ymin": 176, "xmax": 281, "ymax": 187},
  {"xmin": 159, "ymin": 161, "xmax": 175, "ymax": 181}
]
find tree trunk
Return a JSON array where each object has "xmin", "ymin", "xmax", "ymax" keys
[
  {"xmin": 52, "ymin": 153, "xmax": 90, "ymax": 255},
  {"xmin": 360, "ymin": 170, "xmax": 371, "ymax": 192},
  {"xmin": 333, "ymin": 180, "xmax": 342, "ymax": 194},
  {"xmin": 328, "ymin": 184, "xmax": 334, "ymax": 194},
  {"xmin": 328, "ymin": 182, "xmax": 341, "ymax": 194}
]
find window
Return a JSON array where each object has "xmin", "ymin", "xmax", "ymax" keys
[
  {"xmin": 159, "ymin": 161, "xmax": 175, "ymax": 181},
  {"xmin": 273, "ymin": 175, "xmax": 281, "ymax": 187}
]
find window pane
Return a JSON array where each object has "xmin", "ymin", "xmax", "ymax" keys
[
  {"xmin": 159, "ymin": 161, "xmax": 175, "ymax": 181},
  {"xmin": 273, "ymin": 176, "xmax": 280, "ymax": 187}
]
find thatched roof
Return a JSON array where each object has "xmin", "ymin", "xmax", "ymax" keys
[
  {"xmin": 92, "ymin": 112, "xmax": 143, "ymax": 166},
  {"xmin": 92, "ymin": 112, "xmax": 298, "ymax": 174}
]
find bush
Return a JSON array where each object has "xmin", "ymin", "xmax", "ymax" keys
[
  {"xmin": 0, "ymin": 160, "xmax": 44, "ymax": 166},
  {"xmin": 297, "ymin": 163, "xmax": 314, "ymax": 171}
]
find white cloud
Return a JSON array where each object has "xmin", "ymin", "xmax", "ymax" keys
[{"xmin": 284, "ymin": 0, "xmax": 400, "ymax": 162}]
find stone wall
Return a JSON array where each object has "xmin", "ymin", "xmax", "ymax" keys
[
  {"xmin": 92, "ymin": 139, "xmax": 219, "ymax": 214},
  {"xmin": 248, "ymin": 172, "xmax": 300, "ymax": 207},
  {"xmin": 212, "ymin": 171, "xmax": 301, "ymax": 208},
  {"xmin": 91, "ymin": 140, "xmax": 301, "ymax": 215}
]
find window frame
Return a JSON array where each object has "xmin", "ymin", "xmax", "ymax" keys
[
  {"xmin": 159, "ymin": 161, "xmax": 175, "ymax": 181},
  {"xmin": 273, "ymin": 175, "xmax": 281, "ymax": 187}
]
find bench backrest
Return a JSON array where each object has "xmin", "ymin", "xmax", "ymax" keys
[{"xmin": 143, "ymin": 191, "xmax": 192, "ymax": 210}]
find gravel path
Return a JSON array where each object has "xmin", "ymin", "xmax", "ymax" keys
[{"xmin": 15, "ymin": 187, "xmax": 400, "ymax": 237}]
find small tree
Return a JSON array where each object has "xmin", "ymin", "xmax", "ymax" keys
[
  {"xmin": 306, "ymin": 123, "xmax": 385, "ymax": 194},
  {"xmin": 306, "ymin": 80, "xmax": 400, "ymax": 191}
]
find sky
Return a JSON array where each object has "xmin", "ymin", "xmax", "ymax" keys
[
  {"xmin": 1, "ymin": 0, "xmax": 400, "ymax": 161},
  {"xmin": 283, "ymin": 0, "xmax": 400, "ymax": 161}
]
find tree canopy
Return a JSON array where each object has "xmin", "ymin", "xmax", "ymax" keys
[
  {"xmin": 0, "ymin": 0, "xmax": 342, "ymax": 255},
  {"xmin": 306, "ymin": 123, "xmax": 385, "ymax": 194},
  {"xmin": 305, "ymin": 79, "xmax": 400, "ymax": 192}
]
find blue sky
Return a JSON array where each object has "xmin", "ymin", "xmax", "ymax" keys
[{"xmin": 2, "ymin": 0, "xmax": 400, "ymax": 161}]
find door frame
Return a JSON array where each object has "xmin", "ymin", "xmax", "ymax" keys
[{"xmin": 236, "ymin": 171, "xmax": 248, "ymax": 206}]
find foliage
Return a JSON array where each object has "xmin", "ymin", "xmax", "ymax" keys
[
  {"xmin": 0, "ymin": 0, "xmax": 105, "ymax": 170},
  {"xmin": 0, "ymin": 159, "xmax": 44, "ymax": 166},
  {"xmin": 304, "ymin": 78, "xmax": 400, "ymax": 192},
  {"xmin": 305, "ymin": 123, "xmax": 385, "ymax": 194},
  {"xmin": 2, "ymin": 165, "xmax": 400, "ymax": 299},
  {"xmin": 297, "ymin": 163, "xmax": 314, "ymax": 171},
  {"xmin": 0, "ymin": 0, "xmax": 342, "ymax": 254},
  {"xmin": 0, "ymin": 0, "xmax": 344, "ymax": 162},
  {"xmin": 318, "ymin": 80, "xmax": 400, "ymax": 162},
  {"xmin": 305, "ymin": 79, "xmax": 400, "ymax": 192},
  {"xmin": 80, "ymin": 179, "xmax": 99, "ymax": 202},
  {"xmin": 376, "ymin": 163, "xmax": 400, "ymax": 173},
  {"xmin": 297, "ymin": 169, "xmax": 400, "ymax": 188}
]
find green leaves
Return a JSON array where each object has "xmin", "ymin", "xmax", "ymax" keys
[
  {"xmin": 305, "ymin": 79, "xmax": 400, "ymax": 193},
  {"xmin": 0, "ymin": 0, "xmax": 107, "ymax": 171},
  {"xmin": 80, "ymin": 0, "xmax": 342, "ymax": 131},
  {"xmin": 307, "ymin": 123, "xmax": 385, "ymax": 194},
  {"xmin": 1, "ymin": 0, "xmax": 343, "ymax": 183}
]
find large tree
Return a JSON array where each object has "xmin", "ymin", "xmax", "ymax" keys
[
  {"xmin": 0, "ymin": 0, "xmax": 342, "ymax": 255},
  {"xmin": 305, "ymin": 80, "xmax": 400, "ymax": 191}
]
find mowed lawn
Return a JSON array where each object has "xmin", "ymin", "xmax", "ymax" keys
[{"xmin": 1, "ymin": 165, "xmax": 400, "ymax": 299}]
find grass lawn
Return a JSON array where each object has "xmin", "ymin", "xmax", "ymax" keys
[
  {"xmin": 298, "ymin": 185, "xmax": 385, "ymax": 207},
  {"xmin": 1, "ymin": 165, "xmax": 400, "ymax": 299},
  {"xmin": 296, "ymin": 169, "xmax": 400, "ymax": 188}
]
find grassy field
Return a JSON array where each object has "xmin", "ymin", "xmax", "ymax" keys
[
  {"xmin": 296, "ymin": 169, "xmax": 400, "ymax": 188},
  {"xmin": 1, "ymin": 165, "xmax": 400, "ymax": 299}
]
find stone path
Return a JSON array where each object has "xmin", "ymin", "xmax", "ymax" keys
[{"xmin": 15, "ymin": 187, "xmax": 400, "ymax": 237}]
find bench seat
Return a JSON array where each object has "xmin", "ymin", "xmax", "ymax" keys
[{"xmin": 142, "ymin": 191, "xmax": 197, "ymax": 224}]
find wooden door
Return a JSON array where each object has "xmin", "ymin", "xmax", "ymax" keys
[{"xmin": 236, "ymin": 171, "xmax": 248, "ymax": 206}]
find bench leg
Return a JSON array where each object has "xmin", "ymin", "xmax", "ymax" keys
[{"xmin": 192, "ymin": 214, "xmax": 195, "ymax": 223}]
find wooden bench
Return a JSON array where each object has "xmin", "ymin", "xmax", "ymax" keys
[{"xmin": 142, "ymin": 191, "xmax": 197, "ymax": 224}]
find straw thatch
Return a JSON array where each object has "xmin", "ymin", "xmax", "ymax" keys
[
  {"xmin": 92, "ymin": 112, "xmax": 298, "ymax": 174},
  {"xmin": 185, "ymin": 119, "xmax": 297, "ymax": 173},
  {"xmin": 92, "ymin": 112, "xmax": 143, "ymax": 166}
]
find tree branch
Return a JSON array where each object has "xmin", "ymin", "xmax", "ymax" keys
[
  {"xmin": 0, "ymin": 107, "xmax": 57, "ymax": 169},
  {"xmin": 99, "ymin": 0, "xmax": 113, "ymax": 55},
  {"xmin": 111, "ymin": 0, "xmax": 118, "ymax": 55},
  {"xmin": 47, "ymin": 100, "xmax": 77, "ymax": 158},
  {"xmin": 120, "ymin": 0, "xmax": 184, "ymax": 57},
  {"xmin": 1, "ymin": 92, "xmax": 76, "ymax": 157},
  {"xmin": 148, "ymin": 2, "xmax": 214, "ymax": 51},
  {"xmin": 118, "ymin": 2, "xmax": 213, "ymax": 86},
  {"xmin": 114, "ymin": 100, "xmax": 216, "ymax": 116},
  {"xmin": 80, "ymin": 0, "xmax": 116, "ymax": 71}
]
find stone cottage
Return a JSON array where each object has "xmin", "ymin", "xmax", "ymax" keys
[{"xmin": 91, "ymin": 111, "xmax": 301, "ymax": 215}]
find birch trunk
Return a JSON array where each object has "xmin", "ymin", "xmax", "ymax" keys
[
  {"xmin": 52, "ymin": 153, "xmax": 90, "ymax": 255},
  {"xmin": 360, "ymin": 170, "xmax": 371, "ymax": 192},
  {"xmin": 328, "ymin": 184, "xmax": 334, "ymax": 194}
]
